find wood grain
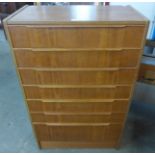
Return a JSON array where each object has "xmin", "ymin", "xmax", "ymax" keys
[
  {"xmin": 14, "ymin": 49, "xmax": 140, "ymax": 68},
  {"xmin": 6, "ymin": 5, "xmax": 148, "ymax": 25},
  {"xmin": 24, "ymin": 85, "xmax": 132, "ymax": 99},
  {"xmin": 27, "ymin": 99, "xmax": 129, "ymax": 114},
  {"xmin": 40, "ymin": 141, "xmax": 117, "ymax": 148},
  {"xmin": 19, "ymin": 69, "xmax": 137, "ymax": 85},
  {"xmin": 33, "ymin": 123, "xmax": 123, "ymax": 142},
  {"xmin": 9, "ymin": 25, "xmax": 145, "ymax": 48},
  {"xmin": 31, "ymin": 113, "xmax": 126, "ymax": 124}
]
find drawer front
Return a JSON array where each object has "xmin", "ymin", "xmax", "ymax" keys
[
  {"xmin": 14, "ymin": 49, "xmax": 140, "ymax": 68},
  {"xmin": 9, "ymin": 25, "xmax": 145, "ymax": 48},
  {"xmin": 24, "ymin": 86, "xmax": 131, "ymax": 99},
  {"xmin": 33, "ymin": 123, "xmax": 123, "ymax": 142},
  {"xmin": 31, "ymin": 113, "xmax": 126, "ymax": 123},
  {"xmin": 27, "ymin": 100, "xmax": 129, "ymax": 114},
  {"xmin": 19, "ymin": 69, "xmax": 137, "ymax": 85}
]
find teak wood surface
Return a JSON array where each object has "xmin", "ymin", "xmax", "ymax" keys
[{"xmin": 3, "ymin": 5, "xmax": 148, "ymax": 148}]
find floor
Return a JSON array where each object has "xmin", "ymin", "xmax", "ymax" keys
[{"xmin": 0, "ymin": 29, "xmax": 155, "ymax": 153}]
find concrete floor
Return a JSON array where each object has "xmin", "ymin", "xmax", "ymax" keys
[{"xmin": 0, "ymin": 29, "xmax": 155, "ymax": 152}]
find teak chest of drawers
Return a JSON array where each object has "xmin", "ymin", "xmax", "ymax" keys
[{"xmin": 4, "ymin": 5, "xmax": 148, "ymax": 148}]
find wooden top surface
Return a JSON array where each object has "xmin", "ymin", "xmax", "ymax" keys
[{"xmin": 6, "ymin": 5, "xmax": 148, "ymax": 25}]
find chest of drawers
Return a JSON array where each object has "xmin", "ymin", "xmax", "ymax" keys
[{"xmin": 4, "ymin": 5, "xmax": 148, "ymax": 148}]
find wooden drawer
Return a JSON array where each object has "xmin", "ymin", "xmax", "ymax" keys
[
  {"xmin": 9, "ymin": 25, "xmax": 144, "ymax": 48},
  {"xmin": 24, "ymin": 85, "xmax": 131, "ymax": 99},
  {"xmin": 14, "ymin": 49, "xmax": 140, "ymax": 68},
  {"xmin": 31, "ymin": 113, "xmax": 126, "ymax": 124},
  {"xmin": 33, "ymin": 123, "xmax": 123, "ymax": 142},
  {"xmin": 27, "ymin": 99, "xmax": 129, "ymax": 114},
  {"xmin": 19, "ymin": 69, "xmax": 137, "ymax": 85}
]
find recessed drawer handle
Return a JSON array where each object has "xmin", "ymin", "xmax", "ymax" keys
[
  {"xmin": 41, "ymin": 99, "xmax": 116, "ymax": 103},
  {"xmin": 42, "ymin": 111, "xmax": 112, "ymax": 115},
  {"xmin": 41, "ymin": 99, "xmax": 52, "ymax": 103},
  {"xmin": 45, "ymin": 122, "xmax": 111, "ymax": 126},
  {"xmin": 105, "ymin": 48, "xmax": 123, "ymax": 51},
  {"xmin": 33, "ymin": 68, "xmax": 120, "ymax": 72},
  {"xmin": 37, "ymin": 85, "xmax": 117, "ymax": 89},
  {"xmin": 30, "ymin": 48, "xmax": 126, "ymax": 52},
  {"xmin": 25, "ymin": 25, "xmax": 128, "ymax": 28}
]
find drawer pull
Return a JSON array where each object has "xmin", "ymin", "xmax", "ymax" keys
[
  {"xmin": 32, "ymin": 122, "xmax": 111, "ymax": 126},
  {"xmin": 40, "ymin": 99, "xmax": 116, "ymax": 103},
  {"xmin": 33, "ymin": 68, "xmax": 121, "ymax": 72},
  {"xmin": 29, "ymin": 48, "xmax": 140, "ymax": 52},
  {"xmin": 37, "ymin": 85, "xmax": 117, "ymax": 89},
  {"xmin": 30, "ymin": 48, "xmax": 124, "ymax": 52},
  {"xmin": 43, "ymin": 122, "xmax": 111, "ymax": 126},
  {"xmin": 42, "ymin": 112, "xmax": 112, "ymax": 115},
  {"xmin": 25, "ymin": 25, "xmax": 128, "ymax": 28}
]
